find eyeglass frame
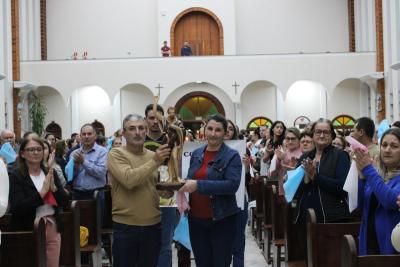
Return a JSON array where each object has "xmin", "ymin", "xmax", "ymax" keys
[{"xmin": 24, "ymin": 147, "xmax": 44, "ymax": 154}]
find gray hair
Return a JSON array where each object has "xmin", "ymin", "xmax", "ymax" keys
[{"xmin": 122, "ymin": 114, "xmax": 146, "ymax": 130}]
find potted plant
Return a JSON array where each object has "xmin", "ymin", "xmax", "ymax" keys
[{"xmin": 29, "ymin": 92, "xmax": 47, "ymax": 136}]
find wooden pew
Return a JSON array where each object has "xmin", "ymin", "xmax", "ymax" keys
[
  {"xmin": 250, "ymin": 177, "xmax": 264, "ymax": 244},
  {"xmin": 262, "ymin": 179, "xmax": 278, "ymax": 263},
  {"xmin": 74, "ymin": 191, "xmax": 102, "ymax": 267},
  {"xmin": 341, "ymin": 235, "xmax": 400, "ymax": 267},
  {"xmin": 270, "ymin": 184, "xmax": 285, "ymax": 267},
  {"xmin": 0, "ymin": 217, "xmax": 46, "ymax": 267},
  {"xmin": 284, "ymin": 202, "xmax": 307, "ymax": 267},
  {"xmin": 307, "ymin": 209, "xmax": 360, "ymax": 267},
  {"xmin": 58, "ymin": 201, "xmax": 81, "ymax": 267},
  {"xmin": 101, "ymin": 187, "xmax": 113, "ymax": 265}
]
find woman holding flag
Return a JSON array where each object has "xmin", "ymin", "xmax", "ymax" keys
[{"xmin": 9, "ymin": 136, "xmax": 70, "ymax": 267}]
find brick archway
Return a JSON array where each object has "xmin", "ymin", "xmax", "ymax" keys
[{"xmin": 170, "ymin": 7, "xmax": 224, "ymax": 56}]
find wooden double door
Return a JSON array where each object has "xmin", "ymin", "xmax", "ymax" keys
[{"xmin": 173, "ymin": 11, "xmax": 222, "ymax": 56}]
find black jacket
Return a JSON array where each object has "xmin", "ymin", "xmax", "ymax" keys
[
  {"xmin": 293, "ymin": 145, "xmax": 351, "ymax": 223},
  {"xmin": 9, "ymin": 167, "xmax": 70, "ymax": 231}
]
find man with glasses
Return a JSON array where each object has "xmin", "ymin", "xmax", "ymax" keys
[{"xmin": 108, "ymin": 114, "xmax": 170, "ymax": 267}]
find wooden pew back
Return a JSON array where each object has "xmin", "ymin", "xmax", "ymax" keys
[
  {"xmin": 307, "ymin": 209, "xmax": 360, "ymax": 267},
  {"xmin": 0, "ymin": 217, "xmax": 46, "ymax": 267},
  {"xmin": 74, "ymin": 191, "xmax": 101, "ymax": 252},
  {"xmin": 271, "ymin": 185, "xmax": 285, "ymax": 241},
  {"xmin": 341, "ymin": 235, "xmax": 400, "ymax": 267},
  {"xmin": 58, "ymin": 201, "xmax": 81, "ymax": 267}
]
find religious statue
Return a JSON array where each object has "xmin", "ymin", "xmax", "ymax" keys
[{"xmin": 152, "ymin": 95, "xmax": 185, "ymax": 187}]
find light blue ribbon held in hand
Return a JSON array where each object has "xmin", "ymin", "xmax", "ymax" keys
[{"xmin": 283, "ymin": 165, "xmax": 305, "ymax": 203}]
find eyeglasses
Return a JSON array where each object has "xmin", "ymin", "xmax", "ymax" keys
[
  {"xmin": 24, "ymin": 147, "xmax": 43, "ymax": 153},
  {"xmin": 314, "ymin": 129, "xmax": 332, "ymax": 136},
  {"xmin": 300, "ymin": 140, "xmax": 312, "ymax": 144},
  {"xmin": 285, "ymin": 137, "xmax": 298, "ymax": 142}
]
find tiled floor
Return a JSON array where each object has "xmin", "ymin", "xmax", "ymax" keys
[{"xmin": 171, "ymin": 225, "xmax": 268, "ymax": 267}]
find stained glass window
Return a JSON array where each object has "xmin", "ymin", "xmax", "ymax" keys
[
  {"xmin": 247, "ymin": 117, "xmax": 273, "ymax": 130},
  {"xmin": 178, "ymin": 96, "xmax": 219, "ymax": 120},
  {"xmin": 332, "ymin": 115, "xmax": 356, "ymax": 130}
]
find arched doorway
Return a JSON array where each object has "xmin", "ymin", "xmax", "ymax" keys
[
  {"xmin": 175, "ymin": 91, "xmax": 225, "ymax": 133},
  {"xmin": 171, "ymin": 7, "xmax": 224, "ymax": 56},
  {"xmin": 45, "ymin": 121, "xmax": 62, "ymax": 139}
]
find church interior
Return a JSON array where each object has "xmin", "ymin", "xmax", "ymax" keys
[{"xmin": 1, "ymin": 0, "xmax": 399, "ymax": 138}]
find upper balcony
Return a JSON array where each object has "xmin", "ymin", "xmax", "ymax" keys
[{"xmin": 19, "ymin": 52, "xmax": 377, "ymax": 105}]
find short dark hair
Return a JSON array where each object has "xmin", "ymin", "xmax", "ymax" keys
[
  {"xmin": 71, "ymin": 133, "xmax": 78, "ymax": 139},
  {"xmin": 205, "ymin": 114, "xmax": 227, "ymax": 133},
  {"xmin": 145, "ymin": 104, "xmax": 164, "ymax": 117},
  {"xmin": 392, "ymin": 121, "xmax": 400, "ymax": 128},
  {"xmin": 300, "ymin": 130, "xmax": 313, "ymax": 140},
  {"xmin": 311, "ymin": 118, "xmax": 336, "ymax": 139},
  {"xmin": 80, "ymin": 123, "xmax": 96, "ymax": 133},
  {"xmin": 356, "ymin": 117, "xmax": 375, "ymax": 139}
]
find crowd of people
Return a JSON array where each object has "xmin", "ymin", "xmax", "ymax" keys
[{"xmin": 0, "ymin": 109, "xmax": 400, "ymax": 267}]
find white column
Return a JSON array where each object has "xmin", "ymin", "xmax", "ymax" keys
[
  {"xmin": 383, "ymin": 0, "xmax": 400, "ymax": 121},
  {"xmin": 276, "ymin": 87, "xmax": 284, "ymax": 122},
  {"xmin": 354, "ymin": 0, "xmax": 376, "ymax": 52},
  {"xmin": 234, "ymin": 102, "xmax": 242, "ymax": 129},
  {"xmin": 112, "ymin": 92, "xmax": 122, "ymax": 132},
  {"xmin": 19, "ymin": 0, "xmax": 41, "ymax": 61},
  {"xmin": 70, "ymin": 90, "xmax": 80, "ymax": 134},
  {"xmin": 319, "ymin": 86, "xmax": 327, "ymax": 119},
  {"xmin": 1, "ymin": 0, "xmax": 14, "ymax": 130}
]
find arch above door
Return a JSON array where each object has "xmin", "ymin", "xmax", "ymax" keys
[
  {"xmin": 170, "ymin": 7, "xmax": 224, "ymax": 56},
  {"xmin": 175, "ymin": 91, "xmax": 225, "ymax": 133}
]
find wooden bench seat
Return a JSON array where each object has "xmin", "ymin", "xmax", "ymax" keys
[
  {"xmin": 0, "ymin": 217, "xmax": 46, "ymax": 267},
  {"xmin": 341, "ymin": 235, "xmax": 400, "ymax": 267},
  {"xmin": 307, "ymin": 209, "xmax": 360, "ymax": 267}
]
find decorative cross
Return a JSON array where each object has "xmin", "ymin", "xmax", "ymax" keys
[
  {"xmin": 155, "ymin": 83, "xmax": 163, "ymax": 96},
  {"xmin": 232, "ymin": 82, "xmax": 240, "ymax": 95}
]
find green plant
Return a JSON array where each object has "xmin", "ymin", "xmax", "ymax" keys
[{"xmin": 29, "ymin": 93, "xmax": 47, "ymax": 136}]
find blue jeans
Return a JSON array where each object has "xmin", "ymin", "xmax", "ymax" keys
[
  {"xmin": 112, "ymin": 221, "xmax": 161, "ymax": 267},
  {"xmin": 157, "ymin": 207, "xmax": 178, "ymax": 267},
  {"xmin": 189, "ymin": 214, "xmax": 237, "ymax": 267},
  {"xmin": 232, "ymin": 202, "xmax": 249, "ymax": 267}
]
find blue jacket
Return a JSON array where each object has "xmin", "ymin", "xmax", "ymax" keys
[
  {"xmin": 358, "ymin": 164, "xmax": 400, "ymax": 255},
  {"xmin": 186, "ymin": 142, "xmax": 242, "ymax": 220}
]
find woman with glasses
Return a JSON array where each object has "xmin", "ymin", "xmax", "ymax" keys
[
  {"xmin": 9, "ymin": 136, "xmax": 70, "ymax": 267},
  {"xmin": 275, "ymin": 128, "xmax": 303, "ymax": 196},
  {"xmin": 294, "ymin": 118, "xmax": 351, "ymax": 224}
]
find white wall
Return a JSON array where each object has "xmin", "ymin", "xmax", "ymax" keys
[
  {"xmin": 284, "ymin": 80, "xmax": 327, "ymax": 126},
  {"xmin": 46, "ymin": 0, "xmax": 158, "ymax": 59},
  {"xmin": 158, "ymin": 0, "xmax": 236, "ymax": 55},
  {"xmin": 120, "ymin": 84, "xmax": 154, "ymax": 119},
  {"xmin": 327, "ymin": 79, "xmax": 362, "ymax": 120},
  {"xmin": 235, "ymin": 0, "xmax": 349, "ymax": 54},
  {"xmin": 163, "ymin": 82, "xmax": 234, "ymax": 121},
  {"xmin": 241, "ymin": 81, "xmax": 276, "ymax": 127},
  {"xmin": 46, "ymin": 0, "xmax": 349, "ymax": 59},
  {"xmin": 76, "ymin": 86, "xmax": 114, "ymax": 137}
]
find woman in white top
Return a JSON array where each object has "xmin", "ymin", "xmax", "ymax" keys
[{"xmin": 9, "ymin": 136, "xmax": 70, "ymax": 267}]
